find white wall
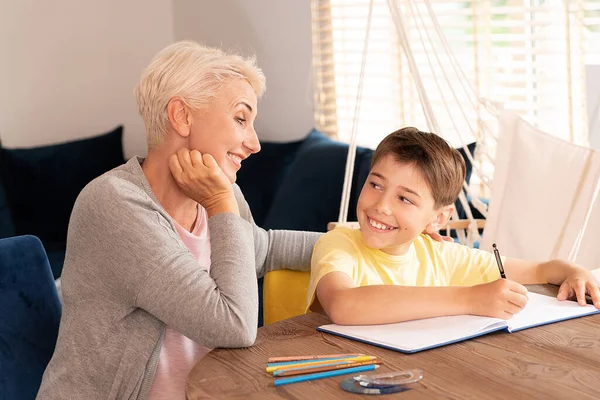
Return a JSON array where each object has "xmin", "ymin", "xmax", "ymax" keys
[
  {"xmin": 173, "ymin": 0, "xmax": 315, "ymax": 142},
  {"xmin": 0, "ymin": 0, "xmax": 174, "ymax": 157}
]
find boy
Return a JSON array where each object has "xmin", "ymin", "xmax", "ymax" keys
[{"xmin": 306, "ymin": 127, "xmax": 600, "ymax": 325}]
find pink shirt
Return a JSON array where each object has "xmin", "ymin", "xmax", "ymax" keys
[{"xmin": 147, "ymin": 206, "xmax": 211, "ymax": 400}]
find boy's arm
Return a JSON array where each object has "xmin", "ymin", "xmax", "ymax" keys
[
  {"xmin": 316, "ymin": 271, "xmax": 529, "ymax": 325},
  {"xmin": 504, "ymin": 258, "xmax": 600, "ymax": 308}
]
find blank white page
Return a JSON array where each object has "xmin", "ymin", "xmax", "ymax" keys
[
  {"xmin": 319, "ymin": 314, "xmax": 507, "ymax": 353},
  {"xmin": 508, "ymin": 292, "xmax": 599, "ymax": 332}
]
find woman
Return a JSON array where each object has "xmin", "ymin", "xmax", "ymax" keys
[{"xmin": 37, "ymin": 41, "xmax": 320, "ymax": 399}]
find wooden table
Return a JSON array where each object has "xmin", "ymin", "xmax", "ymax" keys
[{"xmin": 187, "ymin": 286, "xmax": 600, "ymax": 399}]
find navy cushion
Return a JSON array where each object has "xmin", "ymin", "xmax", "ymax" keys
[
  {"xmin": 457, "ymin": 142, "xmax": 477, "ymax": 186},
  {"xmin": 263, "ymin": 130, "xmax": 372, "ymax": 232},
  {"xmin": 454, "ymin": 142, "xmax": 477, "ymax": 219},
  {"xmin": 236, "ymin": 137, "xmax": 304, "ymax": 226},
  {"xmin": 0, "ymin": 126, "xmax": 125, "ymax": 278},
  {"xmin": 0, "ymin": 235, "xmax": 61, "ymax": 400},
  {"xmin": 0, "ymin": 181, "xmax": 15, "ymax": 239}
]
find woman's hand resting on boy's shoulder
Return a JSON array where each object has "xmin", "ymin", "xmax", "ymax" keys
[{"xmin": 427, "ymin": 231, "xmax": 454, "ymax": 243}]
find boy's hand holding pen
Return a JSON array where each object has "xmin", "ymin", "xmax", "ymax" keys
[
  {"xmin": 466, "ymin": 279, "xmax": 529, "ymax": 320},
  {"xmin": 463, "ymin": 244, "xmax": 529, "ymax": 320}
]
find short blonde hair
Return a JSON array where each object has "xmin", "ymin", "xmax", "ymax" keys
[{"xmin": 135, "ymin": 41, "xmax": 266, "ymax": 148}]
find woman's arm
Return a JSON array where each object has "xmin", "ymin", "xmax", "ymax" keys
[
  {"xmin": 75, "ymin": 177, "xmax": 259, "ymax": 348},
  {"xmin": 134, "ymin": 212, "xmax": 259, "ymax": 347},
  {"xmin": 232, "ymin": 185, "xmax": 322, "ymax": 278}
]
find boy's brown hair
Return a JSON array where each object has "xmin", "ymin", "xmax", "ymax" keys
[{"xmin": 371, "ymin": 127, "xmax": 466, "ymax": 208}]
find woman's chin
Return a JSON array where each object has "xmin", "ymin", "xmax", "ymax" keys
[{"xmin": 220, "ymin": 166, "xmax": 237, "ymax": 184}]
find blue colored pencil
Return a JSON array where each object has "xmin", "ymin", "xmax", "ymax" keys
[{"xmin": 273, "ymin": 364, "xmax": 379, "ymax": 386}]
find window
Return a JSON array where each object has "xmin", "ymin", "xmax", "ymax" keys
[{"xmin": 312, "ymin": 0, "xmax": 600, "ymax": 151}]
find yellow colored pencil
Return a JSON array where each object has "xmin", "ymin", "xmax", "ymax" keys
[
  {"xmin": 266, "ymin": 355, "xmax": 377, "ymax": 373},
  {"xmin": 267, "ymin": 353, "xmax": 365, "ymax": 363}
]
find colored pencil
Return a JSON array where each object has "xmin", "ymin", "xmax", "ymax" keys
[
  {"xmin": 273, "ymin": 364, "xmax": 379, "ymax": 386},
  {"xmin": 266, "ymin": 356, "xmax": 376, "ymax": 373},
  {"xmin": 273, "ymin": 360, "xmax": 382, "ymax": 377},
  {"xmin": 271, "ymin": 357, "xmax": 378, "ymax": 375},
  {"xmin": 268, "ymin": 356, "xmax": 367, "ymax": 368},
  {"xmin": 267, "ymin": 353, "xmax": 365, "ymax": 363}
]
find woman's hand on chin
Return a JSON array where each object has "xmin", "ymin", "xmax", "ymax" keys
[{"xmin": 169, "ymin": 148, "xmax": 240, "ymax": 216}]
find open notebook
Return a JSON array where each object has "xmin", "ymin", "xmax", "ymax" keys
[{"xmin": 317, "ymin": 292, "xmax": 600, "ymax": 354}]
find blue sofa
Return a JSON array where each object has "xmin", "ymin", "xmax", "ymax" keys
[{"xmin": 0, "ymin": 235, "xmax": 62, "ymax": 400}]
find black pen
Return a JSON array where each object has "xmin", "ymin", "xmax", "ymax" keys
[{"xmin": 492, "ymin": 243, "xmax": 506, "ymax": 279}]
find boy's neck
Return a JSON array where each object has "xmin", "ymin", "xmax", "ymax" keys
[
  {"xmin": 379, "ymin": 240, "xmax": 415, "ymax": 256},
  {"xmin": 363, "ymin": 234, "xmax": 417, "ymax": 257}
]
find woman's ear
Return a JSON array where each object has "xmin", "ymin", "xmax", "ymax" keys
[
  {"xmin": 425, "ymin": 204, "xmax": 454, "ymax": 234},
  {"xmin": 166, "ymin": 97, "xmax": 192, "ymax": 138}
]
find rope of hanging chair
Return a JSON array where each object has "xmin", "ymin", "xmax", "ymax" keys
[
  {"xmin": 391, "ymin": 1, "xmax": 488, "ymax": 210},
  {"xmin": 550, "ymin": 151, "xmax": 592, "ymax": 261},
  {"xmin": 420, "ymin": 0, "xmax": 501, "ymax": 179},
  {"xmin": 406, "ymin": 0, "xmax": 489, "ymax": 177},
  {"xmin": 550, "ymin": 0, "xmax": 589, "ymax": 261},
  {"xmin": 422, "ymin": 0, "xmax": 499, "ymax": 138},
  {"xmin": 387, "ymin": 0, "xmax": 438, "ymax": 133},
  {"xmin": 401, "ymin": 0, "xmax": 492, "ymax": 222},
  {"xmin": 337, "ymin": 0, "xmax": 375, "ymax": 224},
  {"xmin": 389, "ymin": 1, "xmax": 481, "ymax": 244},
  {"xmin": 389, "ymin": 0, "xmax": 488, "ymax": 240},
  {"xmin": 338, "ymin": 0, "xmax": 500, "ymax": 243},
  {"xmin": 564, "ymin": 0, "xmax": 575, "ymax": 143},
  {"xmin": 406, "ymin": 0, "xmax": 492, "ymax": 220},
  {"xmin": 404, "ymin": 0, "xmax": 496, "ymax": 188},
  {"xmin": 568, "ymin": 158, "xmax": 600, "ymax": 263}
]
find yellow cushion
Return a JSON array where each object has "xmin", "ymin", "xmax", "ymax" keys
[{"xmin": 263, "ymin": 270, "xmax": 310, "ymax": 325}]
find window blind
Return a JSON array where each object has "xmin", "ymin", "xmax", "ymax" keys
[{"xmin": 311, "ymin": 0, "xmax": 600, "ymax": 150}]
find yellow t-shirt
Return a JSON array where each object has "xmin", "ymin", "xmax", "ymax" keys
[{"xmin": 306, "ymin": 227, "xmax": 501, "ymax": 311}]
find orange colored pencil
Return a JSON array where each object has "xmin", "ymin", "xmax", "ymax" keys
[
  {"xmin": 267, "ymin": 353, "xmax": 365, "ymax": 363},
  {"xmin": 274, "ymin": 360, "xmax": 383, "ymax": 378}
]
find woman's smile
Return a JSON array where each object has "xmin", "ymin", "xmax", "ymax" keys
[{"xmin": 227, "ymin": 152, "xmax": 243, "ymax": 169}]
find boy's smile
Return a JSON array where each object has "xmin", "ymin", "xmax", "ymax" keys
[
  {"xmin": 366, "ymin": 215, "xmax": 398, "ymax": 232},
  {"xmin": 357, "ymin": 155, "xmax": 451, "ymax": 256}
]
